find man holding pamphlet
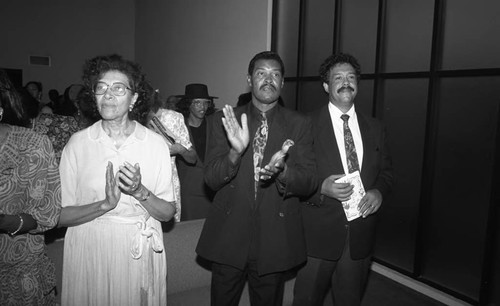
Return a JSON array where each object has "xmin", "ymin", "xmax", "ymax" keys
[{"xmin": 293, "ymin": 53, "xmax": 393, "ymax": 306}]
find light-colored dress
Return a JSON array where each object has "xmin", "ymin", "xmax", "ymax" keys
[
  {"xmin": 59, "ymin": 121, "xmax": 174, "ymax": 306},
  {"xmin": 153, "ymin": 109, "xmax": 193, "ymax": 222},
  {"xmin": 0, "ymin": 126, "xmax": 61, "ymax": 305}
]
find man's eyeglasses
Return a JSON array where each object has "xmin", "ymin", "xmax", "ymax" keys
[{"xmin": 94, "ymin": 82, "xmax": 133, "ymax": 96}]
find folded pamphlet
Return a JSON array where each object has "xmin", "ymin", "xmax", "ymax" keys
[{"xmin": 335, "ymin": 170, "xmax": 365, "ymax": 221}]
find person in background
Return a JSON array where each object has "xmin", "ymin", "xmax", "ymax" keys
[
  {"xmin": 196, "ymin": 51, "xmax": 317, "ymax": 306},
  {"xmin": 236, "ymin": 91, "xmax": 252, "ymax": 107},
  {"xmin": 73, "ymin": 85, "xmax": 101, "ymax": 129},
  {"xmin": 148, "ymin": 91, "xmax": 197, "ymax": 222},
  {"xmin": 175, "ymin": 83, "xmax": 216, "ymax": 221},
  {"xmin": 58, "ymin": 54, "xmax": 176, "ymax": 305},
  {"xmin": 52, "ymin": 85, "xmax": 78, "ymax": 117},
  {"xmin": 18, "ymin": 86, "xmax": 41, "ymax": 126},
  {"xmin": 33, "ymin": 85, "xmax": 91, "ymax": 163},
  {"xmin": 41, "ymin": 88, "xmax": 59, "ymax": 114},
  {"xmin": 25, "ymin": 80, "xmax": 43, "ymax": 102},
  {"xmin": 33, "ymin": 111, "xmax": 80, "ymax": 164},
  {"xmin": 292, "ymin": 53, "xmax": 393, "ymax": 306},
  {"xmin": 0, "ymin": 69, "xmax": 61, "ymax": 305},
  {"xmin": 165, "ymin": 94, "xmax": 181, "ymax": 110}
]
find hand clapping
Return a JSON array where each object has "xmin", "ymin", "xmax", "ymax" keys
[
  {"xmin": 102, "ymin": 162, "xmax": 121, "ymax": 211},
  {"xmin": 221, "ymin": 105, "xmax": 249, "ymax": 155},
  {"xmin": 117, "ymin": 161, "xmax": 143, "ymax": 195}
]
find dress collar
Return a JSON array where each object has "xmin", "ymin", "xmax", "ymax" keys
[{"xmin": 89, "ymin": 120, "xmax": 147, "ymax": 142}]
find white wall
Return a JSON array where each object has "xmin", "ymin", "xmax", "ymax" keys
[
  {"xmin": 135, "ymin": 0, "xmax": 272, "ymax": 108},
  {"xmin": 0, "ymin": 0, "xmax": 271, "ymax": 108},
  {"xmin": 0, "ymin": 0, "xmax": 135, "ymax": 98}
]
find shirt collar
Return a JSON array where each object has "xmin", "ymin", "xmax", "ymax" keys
[
  {"xmin": 328, "ymin": 102, "xmax": 356, "ymax": 120},
  {"xmin": 250, "ymin": 101, "xmax": 277, "ymax": 125},
  {"xmin": 89, "ymin": 120, "xmax": 147, "ymax": 141}
]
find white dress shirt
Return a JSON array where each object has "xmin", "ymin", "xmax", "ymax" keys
[{"xmin": 328, "ymin": 103, "xmax": 364, "ymax": 174}]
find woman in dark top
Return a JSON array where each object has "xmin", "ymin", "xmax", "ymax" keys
[{"xmin": 175, "ymin": 83, "xmax": 216, "ymax": 221}]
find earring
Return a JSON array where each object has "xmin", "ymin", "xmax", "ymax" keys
[
  {"xmin": 129, "ymin": 104, "xmax": 134, "ymax": 112},
  {"xmin": 0, "ymin": 107, "xmax": 3, "ymax": 122}
]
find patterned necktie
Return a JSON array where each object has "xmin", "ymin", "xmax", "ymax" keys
[
  {"xmin": 253, "ymin": 112, "xmax": 268, "ymax": 197},
  {"xmin": 341, "ymin": 114, "xmax": 360, "ymax": 173}
]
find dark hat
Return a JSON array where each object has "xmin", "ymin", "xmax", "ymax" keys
[{"xmin": 177, "ymin": 83, "xmax": 218, "ymax": 99}]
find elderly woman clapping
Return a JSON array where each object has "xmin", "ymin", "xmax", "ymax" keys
[{"xmin": 58, "ymin": 54, "xmax": 175, "ymax": 306}]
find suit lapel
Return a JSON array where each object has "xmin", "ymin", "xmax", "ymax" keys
[
  {"xmin": 317, "ymin": 105, "xmax": 344, "ymax": 173},
  {"xmin": 262, "ymin": 106, "xmax": 286, "ymax": 166},
  {"xmin": 236, "ymin": 104, "xmax": 258, "ymax": 204}
]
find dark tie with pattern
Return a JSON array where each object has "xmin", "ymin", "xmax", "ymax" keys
[
  {"xmin": 253, "ymin": 112, "xmax": 268, "ymax": 197},
  {"xmin": 341, "ymin": 114, "xmax": 360, "ymax": 173}
]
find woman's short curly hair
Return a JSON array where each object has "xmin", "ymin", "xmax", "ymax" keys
[
  {"xmin": 319, "ymin": 53, "xmax": 361, "ymax": 84},
  {"xmin": 81, "ymin": 54, "xmax": 152, "ymax": 125}
]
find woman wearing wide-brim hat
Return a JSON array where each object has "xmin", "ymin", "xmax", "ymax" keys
[{"xmin": 176, "ymin": 83, "xmax": 217, "ymax": 221}]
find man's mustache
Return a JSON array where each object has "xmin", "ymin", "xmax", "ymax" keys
[
  {"xmin": 260, "ymin": 83, "xmax": 276, "ymax": 90},
  {"xmin": 337, "ymin": 85, "xmax": 354, "ymax": 93}
]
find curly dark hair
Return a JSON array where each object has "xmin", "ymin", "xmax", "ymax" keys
[
  {"xmin": 75, "ymin": 89, "xmax": 101, "ymax": 126},
  {"xmin": 176, "ymin": 97, "xmax": 216, "ymax": 119},
  {"xmin": 0, "ymin": 70, "xmax": 30, "ymax": 127},
  {"xmin": 81, "ymin": 54, "xmax": 152, "ymax": 125},
  {"xmin": 319, "ymin": 53, "xmax": 361, "ymax": 84},
  {"xmin": 247, "ymin": 51, "xmax": 285, "ymax": 76}
]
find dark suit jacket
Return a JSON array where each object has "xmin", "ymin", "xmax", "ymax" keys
[
  {"xmin": 176, "ymin": 118, "xmax": 214, "ymax": 221},
  {"xmin": 196, "ymin": 103, "xmax": 318, "ymax": 275},
  {"xmin": 302, "ymin": 104, "xmax": 393, "ymax": 260}
]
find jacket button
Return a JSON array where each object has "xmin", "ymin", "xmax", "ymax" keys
[{"xmin": 279, "ymin": 212, "xmax": 284, "ymax": 217}]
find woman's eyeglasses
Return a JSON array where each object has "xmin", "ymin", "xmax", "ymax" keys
[
  {"xmin": 94, "ymin": 82, "xmax": 133, "ymax": 96},
  {"xmin": 192, "ymin": 100, "xmax": 211, "ymax": 107}
]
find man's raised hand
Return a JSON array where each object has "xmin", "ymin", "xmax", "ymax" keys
[{"xmin": 221, "ymin": 105, "xmax": 249, "ymax": 155}]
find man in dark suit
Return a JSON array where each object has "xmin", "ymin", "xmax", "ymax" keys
[
  {"xmin": 196, "ymin": 51, "xmax": 318, "ymax": 306},
  {"xmin": 293, "ymin": 53, "xmax": 393, "ymax": 306}
]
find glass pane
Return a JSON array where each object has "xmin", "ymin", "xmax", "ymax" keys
[
  {"xmin": 297, "ymin": 81, "xmax": 326, "ymax": 113},
  {"xmin": 422, "ymin": 76, "xmax": 500, "ymax": 300},
  {"xmin": 383, "ymin": 0, "xmax": 434, "ymax": 72},
  {"xmin": 301, "ymin": 0, "xmax": 335, "ymax": 76},
  {"xmin": 275, "ymin": 0, "xmax": 301, "ymax": 77},
  {"xmin": 281, "ymin": 81, "xmax": 297, "ymax": 110},
  {"xmin": 340, "ymin": 0, "xmax": 378, "ymax": 73},
  {"xmin": 441, "ymin": 0, "xmax": 500, "ymax": 70},
  {"xmin": 354, "ymin": 79, "xmax": 374, "ymax": 116},
  {"xmin": 374, "ymin": 79, "xmax": 429, "ymax": 272}
]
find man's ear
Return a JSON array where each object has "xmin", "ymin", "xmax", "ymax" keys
[{"xmin": 322, "ymin": 82, "xmax": 329, "ymax": 93}]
